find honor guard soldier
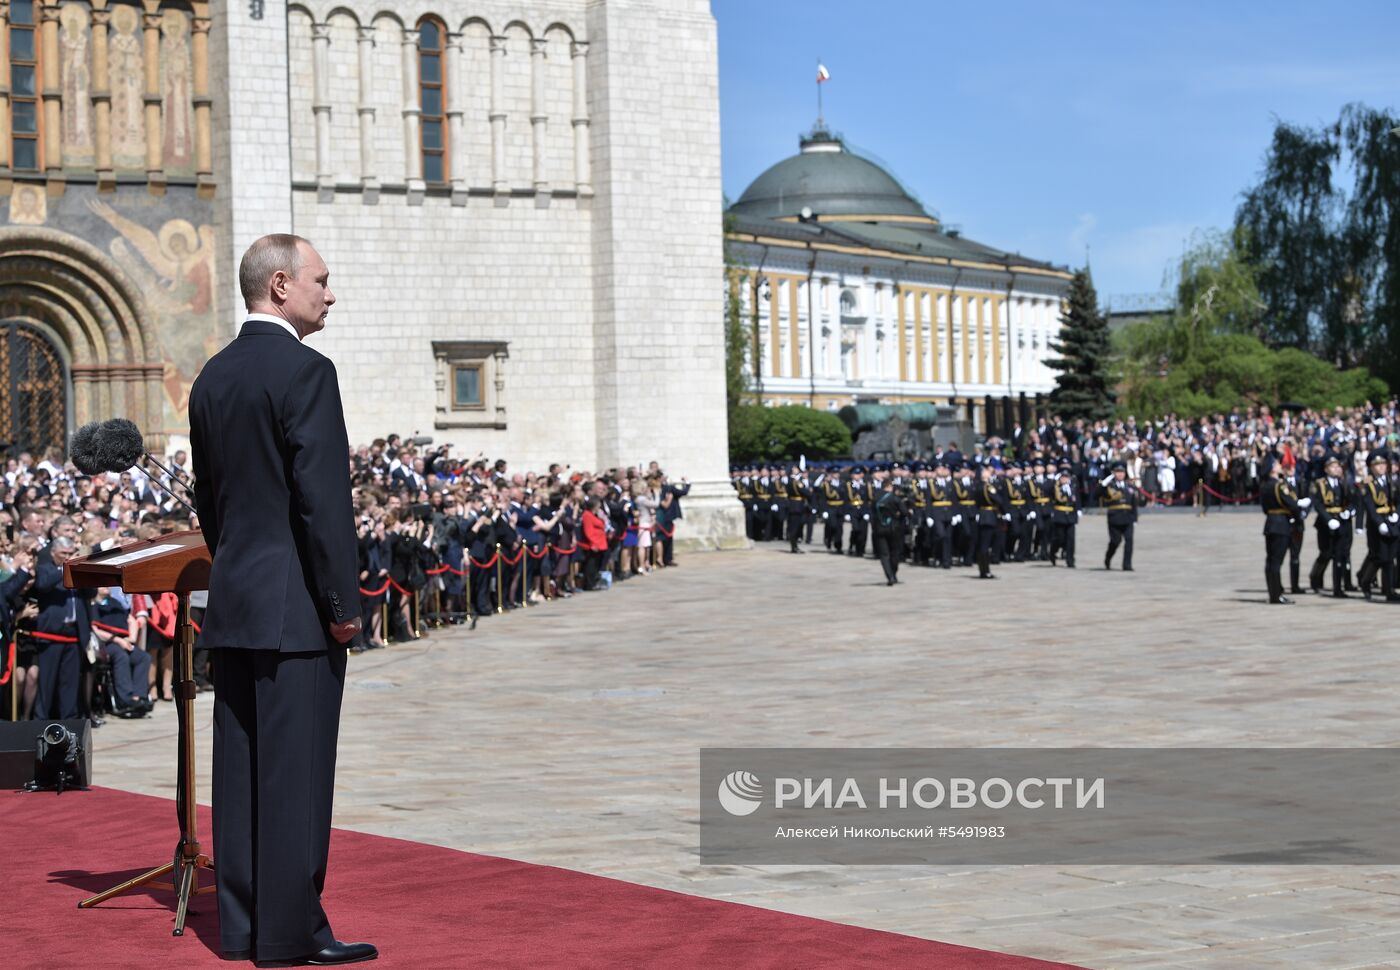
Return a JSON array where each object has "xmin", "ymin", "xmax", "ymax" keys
[
  {"xmin": 1049, "ymin": 465, "xmax": 1080, "ymax": 567},
  {"xmin": 819, "ymin": 466, "xmax": 846, "ymax": 553},
  {"xmin": 928, "ymin": 457, "xmax": 955, "ymax": 568},
  {"xmin": 1283, "ymin": 463, "xmax": 1308, "ymax": 594},
  {"xmin": 872, "ymin": 477, "xmax": 904, "ymax": 585},
  {"xmin": 752, "ymin": 466, "xmax": 774, "ymax": 541},
  {"xmin": 845, "ymin": 467, "xmax": 871, "ymax": 557},
  {"xmin": 1261, "ymin": 455, "xmax": 1309, "ymax": 604},
  {"xmin": 952, "ymin": 461, "xmax": 977, "ymax": 566},
  {"xmin": 785, "ymin": 464, "xmax": 810, "ymax": 554},
  {"xmin": 1035, "ymin": 458, "xmax": 1057, "ymax": 561},
  {"xmin": 1309, "ymin": 453, "xmax": 1356, "ymax": 598},
  {"xmin": 1357, "ymin": 451, "xmax": 1399, "ymax": 601},
  {"xmin": 735, "ymin": 466, "xmax": 756, "ymax": 540},
  {"xmin": 909, "ymin": 463, "xmax": 931, "ymax": 565},
  {"xmin": 1101, "ymin": 461, "xmax": 1140, "ymax": 571},
  {"xmin": 974, "ymin": 464, "xmax": 1009, "ymax": 578},
  {"xmin": 1007, "ymin": 462, "xmax": 1032, "ymax": 562}
]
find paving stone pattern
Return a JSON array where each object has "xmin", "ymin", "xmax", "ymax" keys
[{"xmin": 95, "ymin": 512, "xmax": 1400, "ymax": 969}]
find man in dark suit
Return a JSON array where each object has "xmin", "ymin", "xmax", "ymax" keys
[
  {"xmin": 658, "ymin": 474, "xmax": 689, "ymax": 565},
  {"xmin": 190, "ymin": 234, "xmax": 375, "ymax": 966},
  {"xmin": 31, "ymin": 536, "xmax": 89, "ymax": 719}
]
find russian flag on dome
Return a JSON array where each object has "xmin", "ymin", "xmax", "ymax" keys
[{"xmin": 817, "ymin": 62, "xmax": 830, "ymax": 82}]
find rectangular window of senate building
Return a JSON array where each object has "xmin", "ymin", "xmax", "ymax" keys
[
  {"xmin": 453, "ymin": 364, "xmax": 483, "ymax": 409},
  {"xmin": 10, "ymin": 0, "xmax": 41, "ymax": 171}
]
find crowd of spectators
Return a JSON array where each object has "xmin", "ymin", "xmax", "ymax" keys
[
  {"xmin": 981, "ymin": 400, "xmax": 1400, "ymax": 507},
  {"xmin": 0, "ymin": 435, "xmax": 691, "ymax": 728}
]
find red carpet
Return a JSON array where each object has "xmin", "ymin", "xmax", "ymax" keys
[{"xmin": 0, "ymin": 787, "xmax": 1086, "ymax": 969}]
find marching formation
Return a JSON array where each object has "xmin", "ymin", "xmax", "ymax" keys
[
  {"xmin": 731, "ymin": 455, "xmax": 1142, "ymax": 586},
  {"xmin": 1258, "ymin": 449, "xmax": 1400, "ymax": 605}
]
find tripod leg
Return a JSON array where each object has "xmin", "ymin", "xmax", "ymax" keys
[
  {"xmin": 79, "ymin": 861, "xmax": 176, "ymax": 908},
  {"xmin": 173, "ymin": 856, "xmax": 196, "ymax": 936}
]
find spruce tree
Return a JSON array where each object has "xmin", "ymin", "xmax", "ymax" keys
[{"xmin": 1046, "ymin": 268, "xmax": 1115, "ymax": 421}]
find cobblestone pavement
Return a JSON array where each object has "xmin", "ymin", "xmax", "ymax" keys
[{"xmin": 92, "ymin": 511, "xmax": 1400, "ymax": 969}]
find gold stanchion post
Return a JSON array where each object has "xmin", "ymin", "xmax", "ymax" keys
[{"xmin": 495, "ymin": 543, "xmax": 504, "ymax": 614}]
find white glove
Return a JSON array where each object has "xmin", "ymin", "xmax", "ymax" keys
[
  {"xmin": 926, "ymin": 517, "xmax": 934, "ymax": 528},
  {"xmin": 1341, "ymin": 509, "xmax": 1352, "ymax": 520},
  {"xmin": 952, "ymin": 514, "xmax": 962, "ymax": 527},
  {"xmin": 1077, "ymin": 510, "xmax": 1083, "ymax": 522},
  {"xmin": 821, "ymin": 511, "xmax": 828, "ymax": 521},
  {"xmin": 1002, "ymin": 513, "xmax": 1012, "ymax": 522},
  {"xmin": 1390, "ymin": 512, "xmax": 1398, "ymax": 524},
  {"xmin": 844, "ymin": 514, "xmax": 851, "ymax": 522},
  {"xmin": 1296, "ymin": 497, "xmax": 1311, "ymax": 509},
  {"xmin": 1027, "ymin": 511, "xmax": 1037, "ymax": 520},
  {"xmin": 770, "ymin": 504, "xmax": 778, "ymax": 512},
  {"xmin": 1100, "ymin": 476, "xmax": 1114, "ymax": 487},
  {"xmin": 1328, "ymin": 518, "xmax": 1340, "ymax": 531},
  {"xmin": 1381, "ymin": 523, "xmax": 1390, "ymax": 536},
  {"xmin": 862, "ymin": 513, "xmax": 870, "ymax": 522}
]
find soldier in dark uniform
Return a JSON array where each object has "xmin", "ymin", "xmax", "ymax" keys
[
  {"xmin": 819, "ymin": 466, "xmax": 845, "ymax": 553},
  {"xmin": 1357, "ymin": 451, "xmax": 1399, "ymax": 602},
  {"xmin": 974, "ymin": 464, "xmax": 1009, "ymax": 578},
  {"xmin": 1006, "ymin": 462, "xmax": 1031, "ymax": 562},
  {"xmin": 1283, "ymin": 464, "xmax": 1308, "ymax": 594},
  {"xmin": 909, "ymin": 462, "xmax": 931, "ymax": 565},
  {"xmin": 872, "ymin": 477, "xmax": 905, "ymax": 585},
  {"xmin": 1049, "ymin": 465, "xmax": 1080, "ymax": 567},
  {"xmin": 735, "ymin": 466, "xmax": 755, "ymax": 540},
  {"xmin": 952, "ymin": 461, "xmax": 977, "ymax": 567},
  {"xmin": 1033, "ymin": 458, "xmax": 1055, "ymax": 561},
  {"xmin": 846, "ymin": 467, "xmax": 870, "ymax": 558},
  {"xmin": 785, "ymin": 464, "xmax": 810, "ymax": 554},
  {"xmin": 1309, "ymin": 453, "xmax": 1356, "ymax": 598},
  {"xmin": 1100, "ymin": 461, "xmax": 1140, "ymax": 571},
  {"xmin": 1261, "ymin": 456, "xmax": 1307, "ymax": 605},
  {"xmin": 749, "ymin": 466, "xmax": 770, "ymax": 541},
  {"xmin": 928, "ymin": 457, "xmax": 955, "ymax": 568}
]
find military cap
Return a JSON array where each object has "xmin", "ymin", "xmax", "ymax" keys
[{"xmin": 1369, "ymin": 451, "xmax": 1389, "ymax": 466}]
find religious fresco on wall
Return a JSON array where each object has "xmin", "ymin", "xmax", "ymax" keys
[
  {"xmin": 161, "ymin": 9, "xmax": 195, "ymax": 177},
  {"xmin": 59, "ymin": 3, "xmax": 94, "ymax": 169},
  {"xmin": 109, "ymin": 3, "xmax": 146, "ymax": 172},
  {"xmin": 0, "ymin": 185, "xmax": 219, "ymax": 437}
]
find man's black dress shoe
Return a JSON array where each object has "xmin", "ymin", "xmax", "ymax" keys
[{"xmin": 258, "ymin": 941, "xmax": 378, "ymax": 967}]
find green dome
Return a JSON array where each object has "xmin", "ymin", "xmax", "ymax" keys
[{"xmin": 730, "ymin": 129, "xmax": 932, "ymax": 223}]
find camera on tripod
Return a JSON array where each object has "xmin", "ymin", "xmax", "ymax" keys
[{"xmin": 22, "ymin": 722, "xmax": 91, "ymax": 795}]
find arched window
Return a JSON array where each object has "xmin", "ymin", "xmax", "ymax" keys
[
  {"xmin": 418, "ymin": 18, "xmax": 447, "ymax": 183},
  {"xmin": 8, "ymin": 0, "xmax": 41, "ymax": 171}
]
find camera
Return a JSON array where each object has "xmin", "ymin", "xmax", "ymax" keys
[{"xmin": 410, "ymin": 503, "xmax": 432, "ymax": 522}]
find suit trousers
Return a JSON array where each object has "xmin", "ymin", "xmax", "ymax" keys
[
  {"xmin": 212, "ymin": 646, "xmax": 346, "ymax": 960},
  {"xmin": 34, "ymin": 635, "xmax": 80, "ymax": 720}
]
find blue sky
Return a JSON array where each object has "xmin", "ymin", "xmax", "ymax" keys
[{"xmin": 714, "ymin": 0, "xmax": 1400, "ymax": 303}]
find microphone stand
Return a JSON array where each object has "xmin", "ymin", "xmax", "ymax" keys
[{"xmin": 138, "ymin": 454, "xmax": 198, "ymax": 519}]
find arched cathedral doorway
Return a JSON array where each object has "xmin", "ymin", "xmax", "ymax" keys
[
  {"xmin": 0, "ymin": 321, "xmax": 66, "ymax": 458},
  {"xmin": 0, "ymin": 227, "xmax": 164, "ymax": 458}
]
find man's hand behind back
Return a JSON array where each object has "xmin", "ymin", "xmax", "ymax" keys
[{"xmin": 329, "ymin": 616, "xmax": 362, "ymax": 644}]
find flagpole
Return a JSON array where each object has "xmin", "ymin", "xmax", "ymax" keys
[{"xmin": 816, "ymin": 57, "xmax": 823, "ymax": 127}]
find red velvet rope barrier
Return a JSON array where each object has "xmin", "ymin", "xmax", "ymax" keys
[
  {"xmin": 359, "ymin": 579, "xmax": 391, "ymax": 596},
  {"xmin": 92, "ymin": 620, "xmax": 130, "ymax": 636},
  {"xmin": 1137, "ymin": 488, "xmax": 1178, "ymax": 506},
  {"xmin": 28, "ymin": 630, "xmax": 79, "ymax": 644},
  {"xmin": 1202, "ymin": 483, "xmax": 1259, "ymax": 503},
  {"xmin": 654, "ymin": 522, "xmax": 675, "ymax": 538},
  {"xmin": 0, "ymin": 640, "xmax": 14, "ymax": 687}
]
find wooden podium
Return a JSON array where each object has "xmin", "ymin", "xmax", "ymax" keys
[{"xmin": 65, "ymin": 530, "xmax": 214, "ymax": 936}]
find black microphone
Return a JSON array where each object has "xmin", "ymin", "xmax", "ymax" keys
[
  {"xmin": 69, "ymin": 418, "xmax": 198, "ymax": 517},
  {"xmin": 70, "ymin": 418, "xmax": 145, "ymax": 474}
]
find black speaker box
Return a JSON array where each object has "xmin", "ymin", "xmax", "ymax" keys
[{"xmin": 0, "ymin": 718, "xmax": 93, "ymax": 790}]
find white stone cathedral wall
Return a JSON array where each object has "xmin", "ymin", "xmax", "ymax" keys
[{"xmin": 294, "ymin": 193, "xmax": 599, "ymax": 467}]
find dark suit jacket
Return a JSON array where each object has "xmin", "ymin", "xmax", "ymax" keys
[
  {"xmin": 662, "ymin": 482, "xmax": 690, "ymax": 521},
  {"xmin": 189, "ymin": 321, "xmax": 358, "ymax": 652},
  {"xmin": 33, "ymin": 561, "xmax": 92, "ymax": 643}
]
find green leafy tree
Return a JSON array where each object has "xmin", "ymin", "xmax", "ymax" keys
[
  {"xmin": 722, "ymin": 212, "xmax": 752, "ymax": 422},
  {"xmin": 728, "ymin": 405, "xmax": 851, "ymax": 462},
  {"xmin": 1236, "ymin": 103, "xmax": 1400, "ymax": 385},
  {"xmin": 1117, "ymin": 230, "xmax": 1387, "ymax": 416},
  {"xmin": 1046, "ymin": 268, "xmax": 1115, "ymax": 420}
]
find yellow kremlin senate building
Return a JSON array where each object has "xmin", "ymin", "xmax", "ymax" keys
[{"xmin": 726, "ymin": 126, "xmax": 1073, "ymax": 433}]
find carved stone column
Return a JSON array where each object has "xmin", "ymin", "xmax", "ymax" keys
[
  {"xmin": 570, "ymin": 41, "xmax": 591, "ymax": 196},
  {"xmin": 40, "ymin": 0, "xmax": 62, "ymax": 193},
  {"xmin": 356, "ymin": 25, "xmax": 378, "ymax": 203},
  {"xmin": 529, "ymin": 37, "xmax": 547, "ymax": 198},
  {"xmin": 488, "ymin": 34, "xmax": 506, "ymax": 202},
  {"xmin": 0, "ymin": 0, "xmax": 11, "ymax": 177},
  {"xmin": 90, "ymin": 1, "xmax": 114, "ymax": 190},
  {"xmin": 445, "ymin": 30, "xmax": 466, "ymax": 205},
  {"xmin": 311, "ymin": 21, "xmax": 332, "ymax": 201},
  {"xmin": 191, "ymin": 3, "xmax": 213, "ymax": 197},
  {"xmin": 141, "ymin": 1, "xmax": 164, "ymax": 194},
  {"xmin": 400, "ymin": 27, "xmax": 422, "ymax": 203}
]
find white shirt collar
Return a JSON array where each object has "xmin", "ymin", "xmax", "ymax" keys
[{"xmin": 241, "ymin": 313, "xmax": 302, "ymax": 342}]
